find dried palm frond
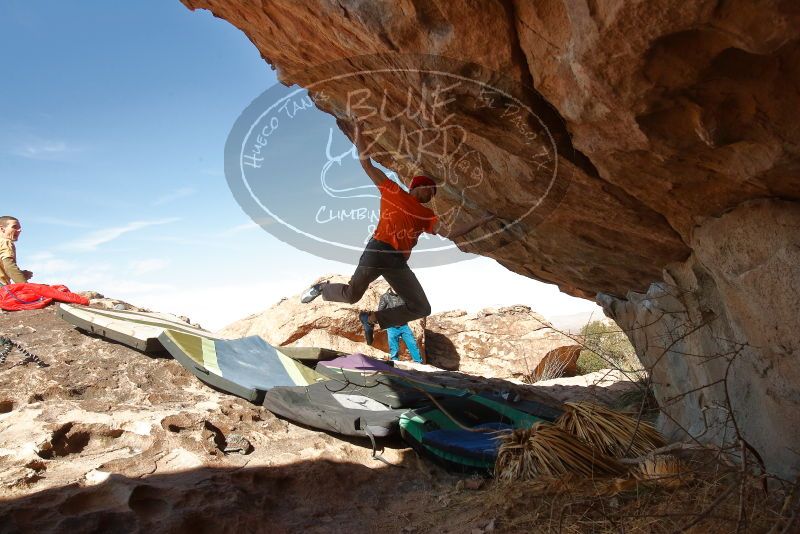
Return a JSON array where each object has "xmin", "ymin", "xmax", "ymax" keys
[
  {"xmin": 635, "ymin": 454, "xmax": 689, "ymax": 488},
  {"xmin": 495, "ymin": 423, "xmax": 625, "ymax": 482},
  {"xmin": 556, "ymin": 402, "xmax": 665, "ymax": 458}
]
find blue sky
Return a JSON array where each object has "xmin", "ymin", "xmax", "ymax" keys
[{"xmin": 1, "ymin": 1, "xmax": 599, "ymax": 329}]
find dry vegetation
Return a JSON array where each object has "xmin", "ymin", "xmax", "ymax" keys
[
  {"xmin": 495, "ymin": 423, "xmax": 626, "ymax": 481},
  {"xmin": 483, "ymin": 402, "xmax": 797, "ymax": 531},
  {"xmin": 460, "ymin": 454, "xmax": 797, "ymax": 533},
  {"xmin": 555, "ymin": 402, "xmax": 665, "ymax": 458},
  {"xmin": 576, "ymin": 320, "xmax": 641, "ymax": 375},
  {"xmin": 525, "ymin": 352, "xmax": 573, "ymax": 383},
  {"xmin": 462, "ymin": 311, "xmax": 800, "ymax": 533}
]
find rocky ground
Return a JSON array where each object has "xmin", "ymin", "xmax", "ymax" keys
[
  {"xmin": 0, "ymin": 305, "xmax": 680, "ymax": 533},
  {"xmin": 0, "ymin": 307, "xmax": 447, "ymax": 533}
]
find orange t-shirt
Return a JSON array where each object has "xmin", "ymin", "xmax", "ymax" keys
[{"xmin": 373, "ymin": 180, "xmax": 438, "ymax": 258}]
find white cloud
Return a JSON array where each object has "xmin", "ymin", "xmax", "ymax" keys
[
  {"xmin": 223, "ymin": 221, "xmax": 260, "ymax": 234},
  {"xmin": 25, "ymin": 251, "xmax": 78, "ymax": 277},
  {"xmin": 12, "ymin": 139, "xmax": 84, "ymax": 160},
  {"xmin": 19, "ymin": 252, "xmax": 170, "ymax": 295},
  {"xmin": 18, "ymin": 254, "xmax": 110, "ymax": 288},
  {"xmin": 31, "ymin": 258, "xmax": 77, "ymax": 273},
  {"xmin": 219, "ymin": 221, "xmax": 259, "ymax": 235},
  {"xmin": 58, "ymin": 267, "xmax": 172, "ymax": 296},
  {"xmin": 152, "ymin": 187, "xmax": 196, "ymax": 206},
  {"xmin": 93, "ymin": 282, "xmax": 172, "ymax": 295},
  {"xmin": 130, "ymin": 258, "xmax": 170, "ymax": 275},
  {"xmin": 100, "ymin": 280, "xmax": 174, "ymax": 294},
  {"xmin": 217, "ymin": 218, "xmax": 274, "ymax": 237},
  {"xmin": 28, "ymin": 251, "xmax": 55, "ymax": 261},
  {"xmin": 64, "ymin": 218, "xmax": 180, "ymax": 251}
]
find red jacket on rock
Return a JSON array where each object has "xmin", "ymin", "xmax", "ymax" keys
[{"xmin": 0, "ymin": 283, "xmax": 89, "ymax": 311}]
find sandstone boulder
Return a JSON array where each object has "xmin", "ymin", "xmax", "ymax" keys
[
  {"xmin": 180, "ymin": 0, "xmax": 800, "ymax": 478},
  {"xmin": 599, "ymin": 199, "xmax": 800, "ymax": 480},
  {"xmin": 425, "ymin": 306, "xmax": 580, "ymax": 380},
  {"xmin": 181, "ymin": 0, "xmax": 799, "ymax": 300}
]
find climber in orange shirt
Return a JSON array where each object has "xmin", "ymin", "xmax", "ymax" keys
[{"xmin": 301, "ymin": 127, "xmax": 495, "ymax": 345}]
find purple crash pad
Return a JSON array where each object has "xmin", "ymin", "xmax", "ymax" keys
[
  {"xmin": 318, "ymin": 353, "xmax": 397, "ymax": 373},
  {"xmin": 317, "ymin": 353, "xmax": 427, "ymax": 381}
]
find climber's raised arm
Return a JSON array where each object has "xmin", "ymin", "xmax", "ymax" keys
[
  {"xmin": 353, "ymin": 127, "xmax": 388, "ymax": 187},
  {"xmin": 433, "ymin": 213, "xmax": 496, "ymax": 240}
]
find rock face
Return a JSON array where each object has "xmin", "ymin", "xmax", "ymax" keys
[
  {"xmin": 180, "ymin": 1, "xmax": 800, "ymax": 477},
  {"xmin": 219, "ymin": 275, "xmax": 425, "ymax": 360},
  {"xmin": 181, "ymin": 0, "xmax": 799, "ymax": 299},
  {"xmin": 425, "ymin": 306, "xmax": 580, "ymax": 380},
  {"xmin": 600, "ymin": 200, "xmax": 800, "ymax": 480}
]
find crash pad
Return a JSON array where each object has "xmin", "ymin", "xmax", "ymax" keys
[
  {"xmin": 316, "ymin": 353, "xmax": 466, "ymax": 406},
  {"xmin": 57, "ymin": 303, "xmax": 209, "ymax": 353},
  {"xmin": 158, "ymin": 329, "xmax": 323, "ymax": 403},
  {"xmin": 317, "ymin": 352, "xmax": 399, "ymax": 374},
  {"xmin": 262, "ymin": 380, "xmax": 407, "ymax": 438},
  {"xmin": 318, "ymin": 354, "xmax": 563, "ymax": 421},
  {"xmin": 400, "ymin": 395, "xmax": 544, "ymax": 471},
  {"xmin": 476, "ymin": 392, "xmax": 564, "ymax": 422},
  {"xmin": 421, "ymin": 423, "xmax": 513, "ymax": 463}
]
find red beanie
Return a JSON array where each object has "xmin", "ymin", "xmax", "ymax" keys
[{"xmin": 410, "ymin": 175, "xmax": 437, "ymax": 195}]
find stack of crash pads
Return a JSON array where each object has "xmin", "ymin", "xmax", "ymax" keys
[
  {"xmin": 57, "ymin": 304, "xmax": 326, "ymax": 403},
  {"xmin": 265, "ymin": 353, "xmax": 558, "ymax": 471},
  {"xmin": 315, "ymin": 353, "xmax": 449, "ymax": 407},
  {"xmin": 58, "ymin": 304, "xmax": 563, "ymax": 472},
  {"xmin": 262, "ymin": 353, "xmax": 447, "ymax": 439}
]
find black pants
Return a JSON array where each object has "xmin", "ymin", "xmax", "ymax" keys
[{"xmin": 321, "ymin": 239, "xmax": 431, "ymax": 329}]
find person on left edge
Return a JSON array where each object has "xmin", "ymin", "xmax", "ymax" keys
[{"xmin": 0, "ymin": 216, "xmax": 33, "ymax": 286}]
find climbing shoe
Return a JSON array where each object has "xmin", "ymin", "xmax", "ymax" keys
[{"xmin": 300, "ymin": 281, "xmax": 327, "ymax": 303}]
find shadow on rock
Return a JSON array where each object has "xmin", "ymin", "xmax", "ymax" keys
[{"xmin": 0, "ymin": 449, "xmax": 448, "ymax": 534}]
